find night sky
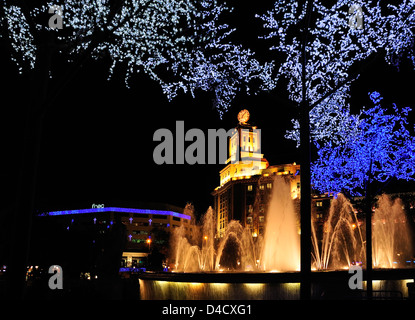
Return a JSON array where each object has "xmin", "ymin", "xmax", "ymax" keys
[{"xmin": 1, "ymin": 1, "xmax": 414, "ymax": 220}]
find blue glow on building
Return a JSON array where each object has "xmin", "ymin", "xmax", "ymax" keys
[{"xmin": 38, "ymin": 207, "xmax": 191, "ymax": 220}]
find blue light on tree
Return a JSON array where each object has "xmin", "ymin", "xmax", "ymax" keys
[
  {"xmin": 311, "ymin": 92, "xmax": 415, "ymax": 196},
  {"xmin": 257, "ymin": 0, "xmax": 415, "ymax": 143}
]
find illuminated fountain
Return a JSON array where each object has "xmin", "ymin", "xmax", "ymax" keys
[
  {"xmin": 171, "ymin": 204, "xmax": 215, "ymax": 272},
  {"xmin": 311, "ymin": 193, "xmax": 413, "ymax": 271},
  {"xmin": 372, "ymin": 194, "xmax": 413, "ymax": 268},
  {"xmin": 215, "ymin": 220, "xmax": 258, "ymax": 271},
  {"xmin": 171, "ymin": 207, "xmax": 259, "ymax": 272},
  {"xmin": 311, "ymin": 194, "xmax": 365, "ymax": 270},
  {"xmin": 170, "ymin": 176, "xmax": 300, "ymax": 272},
  {"xmin": 140, "ymin": 179, "xmax": 415, "ymax": 299},
  {"xmin": 261, "ymin": 176, "xmax": 300, "ymax": 272}
]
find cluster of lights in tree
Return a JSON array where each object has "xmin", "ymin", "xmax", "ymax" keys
[
  {"xmin": 3, "ymin": 5, "xmax": 36, "ymax": 73},
  {"xmin": 255, "ymin": 1, "xmax": 415, "ymax": 195},
  {"xmin": 285, "ymin": 89, "xmax": 355, "ymax": 147},
  {"xmin": 257, "ymin": 0, "xmax": 415, "ymax": 139},
  {"xmin": 1, "ymin": 0, "xmax": 274, "ymax": 117},
  {"xmin": 1, "ymin": 0, "xmax": 414, "ymax": 116},
  {"xmin": 311, "ymin": 91, "xmax": 415, "ymax": 196}
]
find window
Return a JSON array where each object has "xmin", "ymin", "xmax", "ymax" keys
[
  {"xmin": 247, "ymin": 217, "xmax": 253, "ymax": 224},
  {"xmin": 173, "ymin": 216, "xmax": 181, "ymax": 222},
  {"xmin": 133, "ymin": 230, "xmax": 148, "ymax": 235},
  {"xmin": 316, "ymin": 201, "xmax": 323, "ymax": 207},
  {"xmin": 259, "ymin": 216, "xmax": 265, "ymax": 223},
  {"xmin": 132, "ymin": 239, "xmax": 147, "ymax": 244},
  {"xmin": 267, "ymin": 183, "xmax": 272, "ymax": 189},
  {"xmin": 247, "ymin": 185, "xmax": 253, "ymax": 191},
  {"xmin": 259, "ymin": 184, "xmax": 265, "ymax": 190}
]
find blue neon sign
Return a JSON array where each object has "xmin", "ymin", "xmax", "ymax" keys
[{"xmin": 38, "ymin": 207, "xmax": 191, "ymax": 220}]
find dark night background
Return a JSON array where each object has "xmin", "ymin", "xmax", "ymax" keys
[{"xmin": 0, "ymin": 1, "xmax": 414, "ymax": 222}]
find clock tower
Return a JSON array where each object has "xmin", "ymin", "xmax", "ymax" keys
[
  {"xmin": 222, "ymin": 109, "xmax": 268, "ymax": 186},
  {"xmin": 212, "ymin": 109, "xmax": 301, "ymax": 239},
  {"xmin": 212, "ymin": 109, "xmax": 269, "ymax": 237}
]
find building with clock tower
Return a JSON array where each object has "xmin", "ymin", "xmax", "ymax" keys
[{"xmin": 212, "ymin": 109, "xmax": 303, "ymax": 238}]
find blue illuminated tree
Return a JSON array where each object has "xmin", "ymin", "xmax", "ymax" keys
[
  {"xmin": 257, "ymin": 0, "xmax": 415, "ymax": 199},
  {"xmin": 312, "ymin": 91, "xmax": 415, "ymax": 197},
  {"xmin": 257, "ymin": 0, "xmax": 415, "ymax": 145}
]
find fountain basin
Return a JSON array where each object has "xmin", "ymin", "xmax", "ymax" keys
[{"xmin": 139, "ymin": 269, "xmax": 415, "ymax": 300}]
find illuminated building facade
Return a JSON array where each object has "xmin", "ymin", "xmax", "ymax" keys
[
  {"xmin": 212, "ymin": 110, "xmax": 303, "ymax": 238},
  {"xmin": 213, "ymin": 162, "xmax": 302, "ymax": 238}
]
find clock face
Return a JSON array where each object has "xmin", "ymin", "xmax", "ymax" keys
[{"xmin": 238, "ymin": 109, "xmax": 250, "ymax": 124}]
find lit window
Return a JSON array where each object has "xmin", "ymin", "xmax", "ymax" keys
[
  {"xmin": 247, "ymin": 185, "xmax": 253, "ymax": 191},
  {"xmin": 316, "ymin": 201, "xmax": 323, "ymax": 207},
  {"xmin": 267, "ymin": 183, "xmax": 272, "ymax": 189},
  {"xmin": 259, "ymin": 185, "xmax": 265, "ymax": 190}
]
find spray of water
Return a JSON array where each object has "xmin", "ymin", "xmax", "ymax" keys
[
  {"xmin": 261, "ymin": 176, "xmax": 300, "ymax": 271},
  {"xmin": 171, "ymin": 186, "xmax": 413, "ymax": 272},
  {"xmin": 372, "ymin": 194, "xmax": 413, "ymax": 268},
  {"xmin": 311, "ymin": 194, "xmax": 365, "ymax": 270}
]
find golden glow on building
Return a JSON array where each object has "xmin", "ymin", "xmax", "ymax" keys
[
  {"xmin": 219, "ymin": 122, "xmax": 266, "ymax": 187},
  {"xmin": 212, "ymin": 109, "xmax": 301, "ymax": 238}
]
